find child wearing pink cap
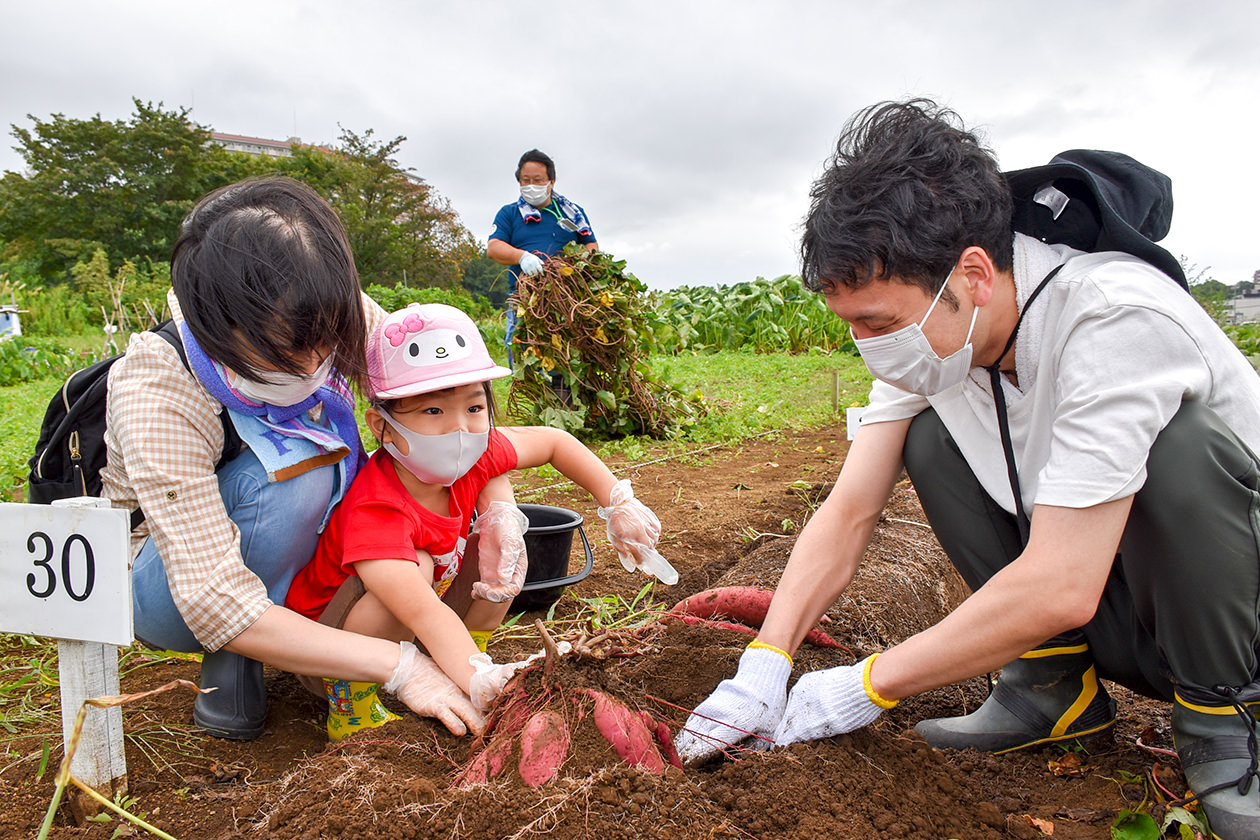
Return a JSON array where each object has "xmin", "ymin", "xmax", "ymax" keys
[{"xmin": 286, "ymin": 302, "xmax": 674, "ymax": 739}]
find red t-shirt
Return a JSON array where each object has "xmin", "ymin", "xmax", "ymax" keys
[{"xmin": 285, "ymin": 428, "xmax": 518, "ymax": 620}]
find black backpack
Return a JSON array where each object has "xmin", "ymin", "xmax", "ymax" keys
[
  {"xmin": 1004, "ymin": 149, "xmax": 1188, "ymax": 289},
  {"xmin": 26, "ymin": 320, "xmax": 241, "ymax": 528}
]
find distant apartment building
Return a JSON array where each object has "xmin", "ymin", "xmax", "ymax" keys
[
  {"xmin": 208, "ymin": 132, "xmax": 299, "ymax": 158},
  {"xmin": 1229, "ymin": 286, "xmax": 1260, "ymax": 324},
  {"xmin": 208, "ymin": 130, "xmax": 425, "ymax": 187}
]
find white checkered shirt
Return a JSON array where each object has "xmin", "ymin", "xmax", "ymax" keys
[{"xmin": 102, "ymin": 289, "xmax": 384, "ymax": 650}]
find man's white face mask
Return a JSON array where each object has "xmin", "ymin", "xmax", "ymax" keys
[
  {"xmin": 520, "ymin": 183, "xmax": 551, "ymax": 207},
  {"xmin": 852, "ymin": 267, "xmax": 979, "ymax": 396}
]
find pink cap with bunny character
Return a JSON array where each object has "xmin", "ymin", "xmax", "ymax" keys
[{"xmin": 367, "ymin": 303, "xmax": 511, "ymax": 400}]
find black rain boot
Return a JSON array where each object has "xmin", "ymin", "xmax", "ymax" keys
[
  {"xmin": 1173, "ymin": 683, "xmax": 1260, "ymax": 840},
  {"xmin": 193, "ymin": 650, "xmax": 267, "ymax": 740},
  {"xmin": 914, "ymin": 634, "xmax": 1116, "ymax": 754}
]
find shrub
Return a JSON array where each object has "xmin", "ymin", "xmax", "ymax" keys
[
  {"xmin": 364, "ymin": 282, "xmax": 496, "ymax": 321},
  {"xmin": 653, "ymin": 275, "xmax": 851, "ymax": 354}
]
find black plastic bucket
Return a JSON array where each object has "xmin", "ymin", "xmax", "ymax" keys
[{"xmin": 509, "ymin": 503, "xmax": 594, "ymax": 613}]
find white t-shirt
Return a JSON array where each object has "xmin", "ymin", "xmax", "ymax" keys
[{"xmin": 860, "ymin": 234, "xmax": 1260, "ymax": 514}]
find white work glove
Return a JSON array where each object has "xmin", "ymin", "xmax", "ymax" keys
[
  {"xmin": 674, "ymin": 645, "xmax": 791, "ymax": 763},
  {"xmin": 470, "ymin": 501, "xmax": 530, "ymax": 603},
  {"xmin": 597, "ymin": 479, "xmax": 678, "ymax": 585},
  {"xmin": 468, "ymin": 643, "xmax": 572, "ymax": 712},
  {"xmin": 382, "ymin": 641, "xmax": 485, "ymax": 737},
  {"xmin": 771, "ymin": 655, "xmax": 891, "ymax": 746},
  {"xmin": 518, "ymin": 252, "xmax": 545, "ymax": 275}
]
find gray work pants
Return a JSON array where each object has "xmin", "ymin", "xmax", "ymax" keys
[{"xmin": 902, "ymin": 400, "xmax": 1260, "ymax": 702}]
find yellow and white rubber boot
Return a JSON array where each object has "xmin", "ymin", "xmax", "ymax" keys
[
  {"xmin": 469, "ymin": 630, "xmax": 494, "ymax": 654},
  {"xmin": 914, "ymin": 635, "xmax": 1116, "ymax": 754},
  {"xmin": 323, "ymin": 679, "xmax": 401, "ymax": 742}
]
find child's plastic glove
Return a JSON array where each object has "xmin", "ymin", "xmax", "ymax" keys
[
  {"xmin": 471, "ymin": 501, "xmax": 530, "ymax": 603},
  {"xmin": 467, "ymin": 643, "xmax": 573, "ymax": 712},
  {"xmin": 383, "ymin": 641, "xmax": 485, "ymax": 736},
  {"xmin": 597, "ymin": 479, "xmax": 678, "ymax": 585}
]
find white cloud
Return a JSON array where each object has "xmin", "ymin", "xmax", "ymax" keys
[{"xmin": 2, "ymin": 0, "xmax": 1257, "ymax": 287}]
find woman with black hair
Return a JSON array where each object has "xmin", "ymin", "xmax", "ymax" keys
[{"xmin": 101, "ymin": 177, "xmax": 483, "ymax": 740}]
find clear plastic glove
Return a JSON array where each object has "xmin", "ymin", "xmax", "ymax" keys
[
  {"xmin": 382, "ymin": 641, "xmax": 485, "ymax": 736},
  {"xmin": 597, "ymin": 479, "xmax": 678, "ymax": 585},
  {"xmin": 771, "ymin": 655, "xmax": 888, "ymax": 746},
  {"xmin": 674, "ymin": 646, "xmax": 791, "ymax": 763},
  {"xmin": 518, "ymin": 252, "xmax": 544, "ymax": 275},
  {"xmin": 471, "ymin": 501, "xmax": 529, "ymax": 603},
  {"xmin": 468, "ymin": 643, "xmax": 572, "ymax": 712}
]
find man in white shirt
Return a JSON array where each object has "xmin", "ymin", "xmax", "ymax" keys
[{"xmin": 675, "ymin": 99, "xmax": 1260, "ymax": 839}]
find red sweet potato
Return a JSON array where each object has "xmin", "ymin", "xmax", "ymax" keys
[
  {"xmin": 457, "ymin": 736, "xmax": 513, "ymax": 788},
  {"xmin": 518, "ymin": 710, "xmax": 570, "ymax": 788},
  {"xmin": 583, "ymin": 690, "xmax": 665, "ymax": 774},
  {"xmin": 670, "ymin": 586, "xmax": 775, "ymax": 625},
  {"xmin": 643, "ymin": 711, "xmax": 684, "ymax": 770},
  {"xmin": 669, "ymin": 586, "xmax": 850, "ymax": 652}
]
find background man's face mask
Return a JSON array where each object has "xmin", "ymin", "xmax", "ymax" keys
[
  {"xmin": 520, "ymin": 183, "xmax": 551, "ymax": 207},
  {"xmin": 853, "ymin": 268, "xmax": 979, "ymax": 396},
  {"xmin": 230, "ymin": 356, "xmax": 333, "ymax": 406},
  {"xmin": 378, "ymin": 406, "xmax": 488, "ymax": 487}
]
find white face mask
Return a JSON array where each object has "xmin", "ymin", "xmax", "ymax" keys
[
  {"xmin": 852, "ymin": 269, "xmax": 979, "ymax": 396},
  {"xmin": 520, "ymin": 183, "xmax": 551, "ymax": 207},
  {"xmin": 378, "ymin": 407, "xmax": 489, "ymax": 487},
  {"xmin": 230, "ymin": 356, "xmax": 333, "ymax": 406}
]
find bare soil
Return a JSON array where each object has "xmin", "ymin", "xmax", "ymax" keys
[{"xmin": 1, "ymin": 421, "xmax": 1184, "ymax": 839}]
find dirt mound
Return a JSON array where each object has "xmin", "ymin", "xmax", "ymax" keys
[{"xmin": 1, "ymin": 424, "xmax": 1180, "ymax": 839}]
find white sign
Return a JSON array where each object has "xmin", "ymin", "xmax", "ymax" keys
[{"xmin": 0, "ymin": 501, "xmax": 133, "ymax": 647}]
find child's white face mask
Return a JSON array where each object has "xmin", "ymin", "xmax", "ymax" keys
[{"xmin": 377, "ymin": 406, "xmax": 488, "ymax": 487}]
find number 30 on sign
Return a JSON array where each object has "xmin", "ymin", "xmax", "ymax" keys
[{"xmin": 0, "ymin": 502, "xmax": 132, "ymax": 647}]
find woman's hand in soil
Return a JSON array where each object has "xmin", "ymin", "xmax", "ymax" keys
[
  {"xmin": 771, "ymin": 655, "xmax": 890, "ymax": 745},
  {"xmin": 471, "ymin": 501, "xmax": 530, "ymax": 602},
  {"xmin": 674, "ymin": 644, "xmax": 792, "ymax": 763},
  {"xmin": 598, "ymin": 479, "xmax": 679, "ymax": 585},
  {"xmin": 383, "ymin": 641, "xmax": 486, "ymax": 736}
]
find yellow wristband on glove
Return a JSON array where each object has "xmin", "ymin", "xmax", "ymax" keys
[
  {"xmin": 862, "ymin": 653, "xmax": 898, "ymax": 709},
  {"xmin": 747, "ymin": 640, "xmax": 793, "ymax": 667}
]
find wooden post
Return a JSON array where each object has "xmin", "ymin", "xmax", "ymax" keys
[
  {"xmin": 832, "ymin": 370, "xmax": 840, "ymax": 413},
  {"xmin": 51, "ymin": 497, "xmax": 127, "ymax": 820}
]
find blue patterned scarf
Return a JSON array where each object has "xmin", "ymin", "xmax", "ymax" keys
[
  {"xmin": 179, "ymin": 323, "xmax": 364, "ymax": 524},
  {"xmin": 515, "ymin": 193, "xmax": 593, "ymax": 237}
]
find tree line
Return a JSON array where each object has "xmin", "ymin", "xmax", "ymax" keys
[{"xmin": 0, "ymin": 99, "xmax": 510, "ymax": 318}]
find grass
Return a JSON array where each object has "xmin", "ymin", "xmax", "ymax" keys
[
  {"xmin": 1, "ymin": 376, "xmax": 63, "ymax": 501},
  {"xmin": 654, "ymin": 347, "xmax": 870, "ymax": 442}
]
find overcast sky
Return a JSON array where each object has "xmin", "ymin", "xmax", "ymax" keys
[{"xmin": 2, "ymin": 1, "xmax": 1257, "ymax": 290}]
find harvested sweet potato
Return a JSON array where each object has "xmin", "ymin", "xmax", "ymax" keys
[
  {"xmin": 643, "ymin": 711, "xmax": 684, "ymax": 770},
  {"xmin": 457, "ymin": 736, "xmax": 513, "ymax": 788},
  {"xmin": 518, "ymin": 710, "xmax": 570, "ymax": 788},
  {"xmin": 669, "ymin": 585, "xmax": 850, "ymax": 652},
  {"xmin": 582, "ymin": 689, "xmax": 665, "ymax": 774}
]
